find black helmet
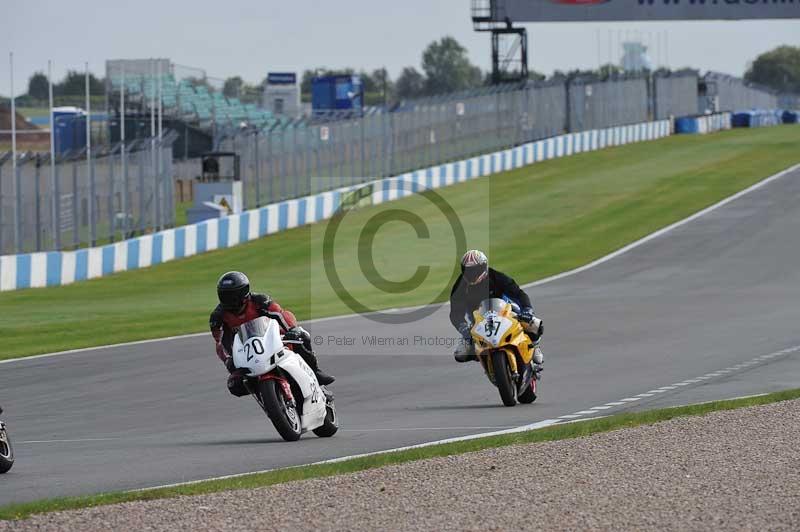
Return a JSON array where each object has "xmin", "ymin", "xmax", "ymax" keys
[
  {"xmin": 217, "ymin": 271, "xmax": 251, "ymax": 313},
  {"xmin": 461, "ymin": 250, "xmax": 488, "ymax": 285}
]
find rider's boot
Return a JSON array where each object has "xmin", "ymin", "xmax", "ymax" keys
[
  {"xmin": 285, "ymin": 327, "xmax": 336, "ymax": 385},
  {"xmin": 454, "ymin": 351, "xmax": 477, "ymax": 363},
  {"xmin": 300, "ymin": 348, "xmax": 335, "ymax": 385},
  {"xmin": 454, "ymin": 341, "xmax": 477, "ymax": 363},
  {"xmin": 532, "ymin": 342, "xmax": 544, "ymax": 377},
  {"xmin": 313, "ymin": 367, "xmax": 336, "ymax": 386}
]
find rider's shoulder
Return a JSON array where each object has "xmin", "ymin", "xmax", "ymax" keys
[
  {"xmin": 250, "ymin": 292, "xmax": 272, "ymax": 306},
  {"xmin": 209, "ymin": 304, "xmax": 225, "ymax": 323},
  {"xmin": 490, "ymin": 268, "xmax": 515, "ymax": 285},
  {"xmin": 451, "ymin": 274, "xmax": 465, "ymax": 294}
]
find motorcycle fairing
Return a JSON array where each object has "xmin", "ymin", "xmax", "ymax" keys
[{"xmin": 274, "ymin": 352, "xmax": 327, "ymax": 431}]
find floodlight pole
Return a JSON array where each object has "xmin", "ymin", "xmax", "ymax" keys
[
  {"xmin": 86, "ymin": 62, "xmax": 95, "ymax": 246},
  {"xmin": 157, "ymin": 60, "xmax": 164, "ymax": 230},
  {"xmin": 121, "ymin": 66, "xmax": 127, "ymax": 239},
  {"xmin": 9, "ymin": 52, "xmax": 15, "ymax": 177},
  {"xmin": 150, "ymin": 59, "xmax": 157, "ymax": 231},
  {"xmin": 9, "ymin": 51, "xmax": 16, "ymax": 254},
  {"xmin": 48, "ymin": 60, "xmax": 60, "ymax": 249}
]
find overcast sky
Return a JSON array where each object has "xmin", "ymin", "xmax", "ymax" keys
[{"xmin": 2, "ymin": 0, "xmax": 798, "ymax": 97}]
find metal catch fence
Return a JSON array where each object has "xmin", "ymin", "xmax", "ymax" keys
[{"xmin": 0, "ymin": 134, "xmax": 176, "ymax": 255}]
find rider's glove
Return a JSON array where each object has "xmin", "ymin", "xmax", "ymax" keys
[
  {"xmin": 215, "ymin": 342, "xmax": 229, "ymax": 363},
  {"xmin": 457, "ymin": 322, "xmax": 472, "ymax": 340},
  {"xmin": 518, "ymin": 307, "xmax": 535, "ymax": 324},
  {"xmin": 224, "ymin": 356, "xmax": 237, "ymax": 374}
]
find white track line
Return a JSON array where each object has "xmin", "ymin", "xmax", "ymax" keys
[
  {"xmin": 133, "ymin": 418, "xmax": 563, "ymax": 492},
  {"xmin": 17, "ymin": 437, "xmax": 120, "ymax": 444},
  {"xmin": 131, "ymin": 344, "xmax": 800, "ymax": 494},
  {"xmin": 4, "ymin": 162, "xmax": 799, "ymax": 367},
  {"xmin": 339, "ymin": 426, "xmax": 515, "ymax": 432},
  {"xmin": 564, "ymin": 344, "xmax": 800, "ymax": 423}
]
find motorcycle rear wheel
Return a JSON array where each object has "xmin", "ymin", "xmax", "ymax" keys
[
  {"xmin": 491, "ymin": 351, "xmax": 517, "ymax": 407},
  {"xmin": 312, "ymin": 402, "xmax": 338, "ymax": 438},
  {"xmin": 518, "ymin": 382, "xmax": 537, "ymax": 404},
  {"xmin": 0, "ymin": 425, "xmax": 14, "ymax": 474},
  {"xmin": 258, "ymin": 380, "xmax": 302, "ymax": 442}
]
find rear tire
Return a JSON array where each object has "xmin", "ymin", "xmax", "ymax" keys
[
  {"xmin": 258, "ymin": 379, "xmax": 302, "ymax": 442},
  {"xmin": 312, "ymin": 403, "xmax": 338, "ymax": 438},
  {"xmin": 491, "ymin": 351, "xmax": 517, "ymax": 407},
  {"xmin": 0, "ymin": 425, "xmax": 13, "ymax": 474}
]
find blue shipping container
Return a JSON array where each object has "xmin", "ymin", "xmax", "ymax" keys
[{"xmin": 311, "ymin": 75, "xmax": 363, "ymax": 113}]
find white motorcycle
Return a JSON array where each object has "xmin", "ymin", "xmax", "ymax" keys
[
  {"xmin": 0, "ymin": 407, "xmax": 13, "ymax": 473},
  {"xmin": 232, "ymin": 316, "xmax": 338, "ymax": 442}
]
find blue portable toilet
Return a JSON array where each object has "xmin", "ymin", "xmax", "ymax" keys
[{"xmin": 52, "ymin": 106, "xmax": 87, "ymax": 155}]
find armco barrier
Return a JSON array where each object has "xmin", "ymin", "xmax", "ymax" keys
[
  {"xmin": 0, "ymin": 120, "xmax": 671, "ymax": 292},
  {"xmin": 674, "ymin": 112, "xmax": 732, "ymax": 135}
]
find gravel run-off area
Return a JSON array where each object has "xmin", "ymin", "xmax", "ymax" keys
[{"xmin": 3, "ymin": 399, "xmax": 799, "ymax": 531}]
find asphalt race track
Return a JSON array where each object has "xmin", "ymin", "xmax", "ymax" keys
[{"xmin": 2, "ymin": 167, "xmax": 800, "ymax": 505}]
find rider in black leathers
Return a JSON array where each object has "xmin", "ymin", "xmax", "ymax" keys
[{"xmin": 449, "ymin": 250, "xmax": 543, "ymax": 366}]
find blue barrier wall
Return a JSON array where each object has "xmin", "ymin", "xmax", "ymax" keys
[
  {"xmin": 732, "ymin": 110, "xmax": 783, "ymax": 128},
  {"xmin": 0, "ymin": 120, "xmax": 671, "ymax": 292},
  {"xmin": 674, "ymin": 112, "xmax": 732, "ymax": 135}
]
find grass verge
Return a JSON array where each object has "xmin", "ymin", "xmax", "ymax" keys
[
  {"xmin": 2, "ymin": 387, "xmax": 799, "ymax": 520},
  {"xmin": 1, "ymin": 126, "xmax": 800, "ymax": 358}
]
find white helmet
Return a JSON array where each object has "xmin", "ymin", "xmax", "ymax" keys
[{"xmin": 461, "ymin": 250, "xmax": 488, "ymax": 285}]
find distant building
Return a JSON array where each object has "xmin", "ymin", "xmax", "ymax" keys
[
  {"xmin": 263, "ymin": 73, "xmax": 301, "ymax": 117},
  {"xmin": 621, "ymin": 42, "xmax": 652, "ymax": 73}
]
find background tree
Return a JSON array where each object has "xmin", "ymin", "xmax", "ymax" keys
[
  {"xmin": 27, "ymin": 72, "xmax": 49, "ymax": 100},
  {"xmin": 371, "ymin": 67, "xmax": 393, "ymax": 104},
  {"xmin": 745, "ymin": 45, "xmax": 800, "ymax": 93},
  {"xmin": 596, "ymin": 64, "xmax": 623, "ymax": 80},
  {"xmin": 56, "ymin": 70, "xmax": 104, "ymax": 96},
  {"xmin": 357, "ymin": 70, "xmax": 377, "ymax": 94},
  {"xmin": 395, "ymin": 67, "xmax": 425, "ymax": 100},
  {"xmin": 528, "ymin": 70, "xmax": 546, "ymax": 82},
  {"xmin": 421, "ymin": 36, "xmax": 483, "ymax": 95},
  {"xmin": 223, "ymin": 76, "xmax": 244, "ymax": 99}
]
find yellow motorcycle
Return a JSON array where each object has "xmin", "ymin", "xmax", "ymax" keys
[{"xmin": 471, "ymin": 298, "xmax": 540, "ymax": 407}]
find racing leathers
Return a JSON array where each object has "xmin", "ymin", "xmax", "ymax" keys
[
  {"xmin": 209, "ymin": 293, "xmax": 333, "ymax": 396},
  {"xmin": 449, "ymin": 268, "xmax": 543, "ymax": 366}
]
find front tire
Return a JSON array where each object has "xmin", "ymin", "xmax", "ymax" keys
[
  {"xmin": 258, "ymin": 380, "xmax": 302, "ymax": 442},
  {"xmin": 491, "ymin": 351, "xmax": 517, "ymax": 407},
  {"xmin": 0, "ymin": 425, "xmax": 14, "ymax": 474}
]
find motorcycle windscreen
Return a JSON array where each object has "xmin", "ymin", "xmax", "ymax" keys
[
  {"xmin": 477, "ymin": 298, "xmax": 509, "ymax": 316},
  {"xmin": 237, "ymin": 316, "xmax": 271, "ymax": 343}
]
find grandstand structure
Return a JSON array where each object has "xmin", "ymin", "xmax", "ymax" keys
[{"xmin": 104, "ymin": 59, "xmax": 297, "ymax": 141}]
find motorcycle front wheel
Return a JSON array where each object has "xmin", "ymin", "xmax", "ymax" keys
[
  {"xmin": 258, "ymin": 380, "xmax": 302, "ymax": 442},
  {"xmin": 0, "ymin": 424, "xmax": 14, "ymax": 474},
  {"xmin": 491, "ymin": 351, "xmax": 517, "ymax": 407}
]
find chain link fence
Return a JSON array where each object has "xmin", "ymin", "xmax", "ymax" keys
[
  {"xmin": 218, "ymin": 76, "xmax": 687, "ymax": 210},
  {"xmin": 4, "ymin": 69, "xmax": 790, "ymax": 256},
  {"xmin": 701, "ymin": 72, "xmax": 778, "ymax": 113},
  {"xmin": 653, "ymin": 71, "xmax": 700, "ymax": 120},
  {"xmin": 567, "ymin": 76, "xmax": 648, "ymax": 132},
  {"xmin": 0, "ymin": 134, "xmax": 176, "ymax": 255}
]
